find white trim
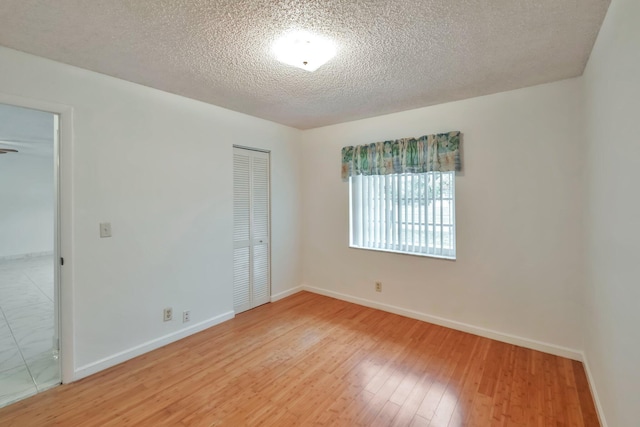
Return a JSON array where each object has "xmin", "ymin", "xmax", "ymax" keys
[
  {"xmin": 232, "ymin": 144, "xmax": 271, "ymax": 154},
  {"xmin": 349, "ymin": 245, "xmax": 456, "ymax": 260},
  {"xmin": 302, "ymin": 285, "xmax": 582, "ymax": 360},
  {"xmin": 74, "ymin": 311, "xmax": 234, "ymax": 381},
  {"xmin": 0, "ymin": 251, "xmax": 54, "ymax": 262},
  {"xmin": 581, "ymin": 352, "xmax": 608, "ymax": 427},
  {"xmin": 270, "ymin": 286, "xmax": 304, "ymax": 302}
]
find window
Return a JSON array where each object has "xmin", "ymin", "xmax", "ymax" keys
[{"xmin": 349, "ymin": 171, "xmax": 456, "ymax": 259}]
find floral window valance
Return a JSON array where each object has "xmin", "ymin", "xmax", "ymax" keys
[{"xmin": 341, "ymin": 131, "xmax": 461, "ymax": 180}]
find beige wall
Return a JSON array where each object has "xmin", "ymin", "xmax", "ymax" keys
[
  {"xmin": 0, "ymin": 46, "xmax": 302, "ymax": 377},
  {"xmin": 300, "ymin": 78, "xmax": 585, "ymax": 357},
  {"xmin": 582, "ymin": 0, "xmax": 640, "ymax": 425}
]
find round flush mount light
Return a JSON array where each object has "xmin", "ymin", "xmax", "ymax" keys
[{"xmin": 272, "ymin": 30, "xmax": 336, "ymax": 72}]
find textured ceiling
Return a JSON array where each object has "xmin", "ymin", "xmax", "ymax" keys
[{"xmin": 0, "ymin": 0, "xmax": 610, "ymax": 129}]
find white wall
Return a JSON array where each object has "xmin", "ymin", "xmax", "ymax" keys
[
  {"xmin": 300, "ymin": 78, "xmax": 585, "ymax": 355},
  {"xmin": 0, "ymin": 46, "xmax": 302, "ymax": 375},
  {"xmin": 0, "ymin": 149, "xmax": 54, "ymax": 258},
  {"xmin": 582, "ymin": 0, "xmax": 640, "ymax": 425}
]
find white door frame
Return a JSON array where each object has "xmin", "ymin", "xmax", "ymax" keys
[{"xmin": 0, "ymin": 92, "xmax": 75, "ymax": 383}]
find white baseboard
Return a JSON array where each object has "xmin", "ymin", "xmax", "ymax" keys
[
  {"xmin": 74, "ymin": 311, "xmax": 234, "ymax": 381},
  {"xmin": 271, "ymin": 286, "xmax": 304, "ymax": 302},
  {"xmin": 302, "ymin": 285, "xmax": 582, "ymax": 361},
  {"xmin": 0, "ymin": 251, "xmax": 54, "ymax": 262},
  {"xmin": 581, "ymin": 352, "xmax": 608, "ymax": 427}
]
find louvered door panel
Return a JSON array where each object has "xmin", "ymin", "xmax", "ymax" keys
[
  {"xmin": 232, "ymin": 147, "xmax": 270, "ymax": 314},
  {"xmin": 233, "ymin": 247, "xmax": 251, "ymax": 313},
  {"xmin": 233, "ymin": 153, "xmax": 250, "ymax": 243},
  {"xmin": 252, "ymin": 155, "xmax": 269, "ymax": 240},
  {"xmin": 252, "ymin": 244, "xmax": 270, "ymax": 306},
  {"xmin": 251, "ymin": 151, "xmax": 270, "ymax": 308},
  {"xmin": 233, "ymin": 149, "xmax": 252, "ymax": 313}
]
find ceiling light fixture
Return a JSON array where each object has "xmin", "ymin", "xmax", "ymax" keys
[{"xmin": 272, "ymin": 30, "xmax": 336, "ymax": 72}]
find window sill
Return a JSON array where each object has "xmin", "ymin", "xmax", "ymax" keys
[{"xmin": 349, "ymin": 245, "xmax": 456, "ymax": 261}]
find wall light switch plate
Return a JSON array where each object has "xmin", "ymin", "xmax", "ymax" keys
[{"xmin": 99, "ymin": 222, "xmax": 112, "ymax": 238}]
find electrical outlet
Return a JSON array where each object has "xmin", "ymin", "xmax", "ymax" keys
[
  {"xmin": 99, "ymin": 222, "xmax": 112, "ymax": 238},
  {"xmin": 183, "ymin": 310, "xmax": 191, "ymax": 323},
  {"xmin": 375, "ymin": 281, "xmax": 382, "ymax": 292},
  {"xmin": 163, "ymin": 307, "xmax": 173, "ymax": 322}
]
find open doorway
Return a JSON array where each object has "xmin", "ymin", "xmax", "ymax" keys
[{"xmin": 0, "ymin": 103, "xmax": 60, "ymax": 407}]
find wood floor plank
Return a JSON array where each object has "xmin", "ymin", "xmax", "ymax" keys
[
  {"xmin": 0, "ymin": 292, "xmax": 600, "ymax": 426},
  {"xmin": 572, "ymin": 360, "xmax": 600, "ymax": 426}
]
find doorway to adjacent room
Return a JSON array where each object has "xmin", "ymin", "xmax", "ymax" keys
[{"xmin": 0, "ymin": 103, "xmax": 61, "ymax": 407}]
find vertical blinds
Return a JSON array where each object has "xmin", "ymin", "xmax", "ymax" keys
[{"xmin": 350, "ymin": 171, "xmax": 455, "ymax": 258}]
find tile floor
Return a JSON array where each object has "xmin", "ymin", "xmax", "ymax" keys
[{"xmin": 0, "ymin": 255, "xmax": 60, "ymax": 408}]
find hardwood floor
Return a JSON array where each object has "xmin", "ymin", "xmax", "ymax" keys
[{"xmin": 0, "ymin": 291, "xmax": 599, "ymax": 426}]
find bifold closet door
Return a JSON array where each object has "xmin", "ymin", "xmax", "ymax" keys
[{"xmin": 233, "ymin": 147, "xmax": 270, "ymax": 314}]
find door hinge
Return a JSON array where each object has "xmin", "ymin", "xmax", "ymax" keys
[{"xmin": 60, "ymin": 257, "xmax": 64, "ymax": 266}]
